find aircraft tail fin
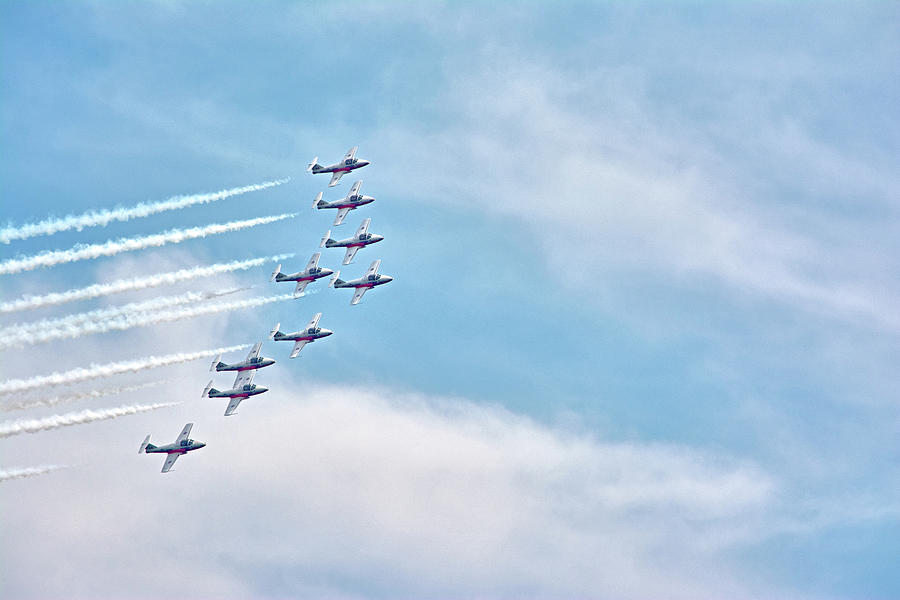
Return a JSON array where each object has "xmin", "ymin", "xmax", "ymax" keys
[
  {"xmin": 330, "ymin": 272, "xmax": 343, "ymax": 287},
  {"xmin": 202, "ymin": 380, "xmax": 214, "ymax": 398},
  {"xmin": 306, "ymin": 157, "xmax": 319, "ymax": 173},
  {"xmin": 139, "ymin": 434, "xmax": 152, "ymax": 454},
  {"xmin": 320, "ymin": 230, "xmax": 333, "ymax": 248},
  {"xmin": 270, "ymin": 264, "xmax": 282, "ymax": 282},
  {"xmin": 268, "ymin": 322, "xmax": 281, "ymax": 340},
  {"xmin": 210, "ymin": 354, "xmax": 223, "ymax": 372},
  {"xmin": 312, "ymin": 192, "xmax": 325, "ymax": 209}
]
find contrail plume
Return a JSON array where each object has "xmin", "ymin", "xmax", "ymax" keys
[
  {"xmin": 0, "ymin": 293, "xmax": 294, "ymax": 349},
  {"xmin": 0, "ymin": 293, "xmax": 295, "ymax": 350},
  {"xmin": 0, "ymin": 178, "xmax": 290, "ymax": 244},
  {"xmin": 0, "ymin": 289, "xmax": 249, "ymax": 349},
  {"xmin": 0, "ymin": 213, "xmax": 296, "ymax": 275},
  {"xmin": 0, "ymin": 344, "xmax": 250, "ymax": 396},
  {"xmin": 0, "ymin": 465, "xmax": 68, "ymax": 483},
  {"xmin": 0, "ymin": 253, "xmax": 294, "ymax": 314},
  {"xmin": 1, "ymin": 289, "xmax": 244, "ymax": 337},
  {"xmin": 1, "ymin": 380, "xmax": 170, "ymax": 413},
  {"xmin": 0, "ymin": 402, "xmax": 177, "ymax": 438}
]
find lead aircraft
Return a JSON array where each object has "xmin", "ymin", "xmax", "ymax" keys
[
  {"xmin": 312, "ymin": 180, "xmax": 376, "ymax": 226},
  {"xmin": 139, "ymin": 423, "xmax": 206, "ymax": 473},
  {"xmin": 321, "ymin": 218, "xmax": 384, "ymax": 265},
  {"xmin": 203, "ymin": 369, "xmax": 269, "ymax": 416},
  {"xmin": 330, "ymin": 259, "xmax": 393, "ymax": 305},
  {"xmin": 269, "ymin": 312, "xmax": 333, "ymax": 358},
  {"xmin": 270, "ymin": 252, "xmax": 334, "ymax": 297},
  {"xmin": 307, "ymin": 146, "xmax": 370, "ymax": 187}
]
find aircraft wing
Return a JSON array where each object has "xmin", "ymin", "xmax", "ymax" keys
[
  {"xmin": 232, "ymin": 369, "xmax": 255, "ymax": 389},
  {"xmin": 355, "ymin": 217, "xmax": 371, "ymax": 237},
  {"xmin": 333, "ymin": 207, "xmax": 351, "ymax": 226},
  {"xmin": 306, "ymin": 252, "xmax": 321, "ymax": 270},
  {"xmin": 245, "ymin": 342, "xmax": 262, "ymax": 362},
  {"xmin": 347, "ymin": 180, "xmax": 362, "ymax": 198},
  {"xmin": 366, "ymin": 259, "xmax": 381, "ymax": 276},
  {"xmin": 342, "ymin": 246, "xmax": 360, "ymax": 265},
  {"xmin": 176, "ymin": 423, "xmax": 193, "ymax": 445},
  {"xmin": 290, "ymin": 339, "xmax": 309, "ymax": 359},
  {"xmin": 350, "ymin": 287, "xmax": 368, "ymax": 306},
  {"xmin": 161, "ymin": 453, "xmax": 180, "ymax": 473},
  {"xmin": 328, "ymin": 171, "xmax": 345, "ymax": 187},
  {"xmin": 293, "ymin": 280, "xmax": 309, "ymax": 297},
  {"xmin": 344, "ymin": 146, "xmax": 358, "ymax": 161},
  {"xmin": 306, "ymin": 312, "xmax": 322, "ymax": 330},
  {"xmin": 224, "ymin": 397, "xmax": 243, "ymax": 417}
]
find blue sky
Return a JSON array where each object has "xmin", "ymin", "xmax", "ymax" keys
[{"xmin": 1, "ymin": 2, "xmax": 899, "ymax": 599}]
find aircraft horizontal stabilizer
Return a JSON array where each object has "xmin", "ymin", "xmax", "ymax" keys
[
  {"xmin": 139, "ymin": 434, "xmax": 151, "ymax": 454},
  {"xmin": 320, "ymin": 230, "xmax": 331, "ymax": 248},
  {"xmin": 202, "ymin": 380, "xmax": 213, "ymax": 398},
  {"xmin": 268, "ymin": 323, "xmax": 281, "ymax": 340},
  {"xmin": 312, "ymin": 192, "xmax": 323, "ymax": 208},
  {"xmin": 330, "ymin": 272, "xmax": 341, "ymax": 287},
  {"xmin": 269, "ymin": 264, "xmax": 281, "ymax": 283},
  {"xmin": 210, "ymin": 354, "xmax": 222, "ymax": 372},
  {"xmin": 306, "ymin": 157, "xmax": 319, "ymax": 173}
]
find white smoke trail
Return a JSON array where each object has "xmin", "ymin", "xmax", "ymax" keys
[
  {"xmin": 0, "ymin": 288, "xmax": 250, "ymax": 349},
  {"xmin": 0, "ymin": 213, "xmax": 296, "ymax": 275},
  {"xmin": 0, "ymin": 293, "xmax": 294, "ymax": 350},
  {"xmin": 0, "ymin": 178, "xmax": 290, "ymax": 244},
  {"xmin": 0, "ymin": 465, "xmax": 68, "ymax": 483},
  {"xmin": 1, "ymin": 380, "xmax": 170, "ymax": 413},
  {"xmin": 0, "ymin": 253, "xmax": 294, "ymax": 314},
  {"xmin": 0, "ymin": 402, "xmax": 177, "ymax": 438},
  {"xmin": 0, "ymin": 344, "xmax": 250, "ymax": 396}
]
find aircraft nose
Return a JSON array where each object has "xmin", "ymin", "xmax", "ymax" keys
[
  {"xmin": 383, "ymin": 276, "xmax": 394, "ymax": 283},
  {"xmin": 374, "ymin": 235, "xmax": 385, "ymax": 242},
  {"xmin": 322, "ymin": 329, "xmax": 334, "ymax": 336},
  {"xmin": 359, "ymin": 160, "xmax": 370, "ymax": 167},
  {"xmin": 197, "ymin": 442, "xmax": 206, "ymax": 449}
]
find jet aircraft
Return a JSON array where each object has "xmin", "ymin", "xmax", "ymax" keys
[
  {"xmin": 139, "ymin": 423, "xmax": 206, "ymax": 473},
  {"xmin": 210, "ymin": 342, "xmax": 275, "ymax": 373},
  {"xmin": 203, "ymin": 369, "xmax": 269, "ymax": 416},
  {"xmin": 269, "ymin": 312, "xmax": 333, "ymax": 358},
  {"xmin": 321, "ymin": 218, "xmax": 384, "ymax": 265},
  {"xmin": 307, "ymin": 146, "xmax": 370, "ymax": 187},
  {"xmin": 330, "ymin": 259, "xmax": 393, "ymax": 305},
  {"xmin": 312, "ymin": 180, "xmax": 375, "ymax": 226},
  {"xmin": 270, "ymin": 252, "xmax": 333, "ymax": 297}
]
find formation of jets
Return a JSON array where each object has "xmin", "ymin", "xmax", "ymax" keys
[{"xmin": 141, "ymin": 145, "xmax": 392, "ymax": 472}]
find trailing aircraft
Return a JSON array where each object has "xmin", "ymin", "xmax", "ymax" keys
[
  {"xmin": 270, "ymin": 252, "xmax": 333, "ymax": 297},
  {"xmin": 139, "ymin": 423, "xmax": 206, "ymax": 473},
  {"xmin": 210, "ymin": 342, "xmax": 275, "ymax": 373},
  {"xmin": 330, "ymin": 259, "xmax": 393, "ymax": 305},
  {"xmin": 320, "ymin": 218, "xmax": 384, "ymax": 265},
  {"xmin": 202, "ymin": 369, "xmax": 268, "ymax": 416},
  {"xmin": 312, "ymin": 180, "xmax": 375, "ymax": 226},
  {"xmin": 269, "ymin": 312, "xmax": 333, "ymax": 358}
]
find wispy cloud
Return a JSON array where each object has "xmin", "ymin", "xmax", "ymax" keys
[
  {"xmin": 0, "ymin": 402, "xmax": 177, "ymax": 438},
  {"xmin": 0, "ymin": 344, "xmax": 250, "ymax": 396},
  {"xmin": 0, "ymin": 253, "xmax": 293, "ymax": 314},
  {"xmin": 0, "ymin": 213, "xmax": 295, "ymax": 275},
  {"xmin": 0, "ymin": 178, "xmax": 289, "ymax": 244}
]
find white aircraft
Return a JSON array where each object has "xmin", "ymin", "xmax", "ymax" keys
[
  {"xmin": 330, "ymin": 259, "xmax": 393, "ymax": 305},
  {"xmin": 139, "ymin": 423, "xmax": 206, "ymax": 473},
  {"xmin": 321, "ymin": 218, "xmax": 384, "ymax": 265},
  {"xmin": 270, "ymin": 252, "xmax": 334, "ymax": 297},
  {"xmin": 269, "ymin": 312, "xmax": 333, "ymax": 358},
  {"xmin": 312, "ymin": 180, "xmax": 376, "ymax": 226},
  {"xmin": 210, "ymin": 342, "xmax": 276, "ymax": 373},
  {"xmin": 202, "ymin": 368, "xmax": 269, "ymax": 417},
  {"xmin": 306, "ymin": 146, "xmax": 370, "ymax": 187}
]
